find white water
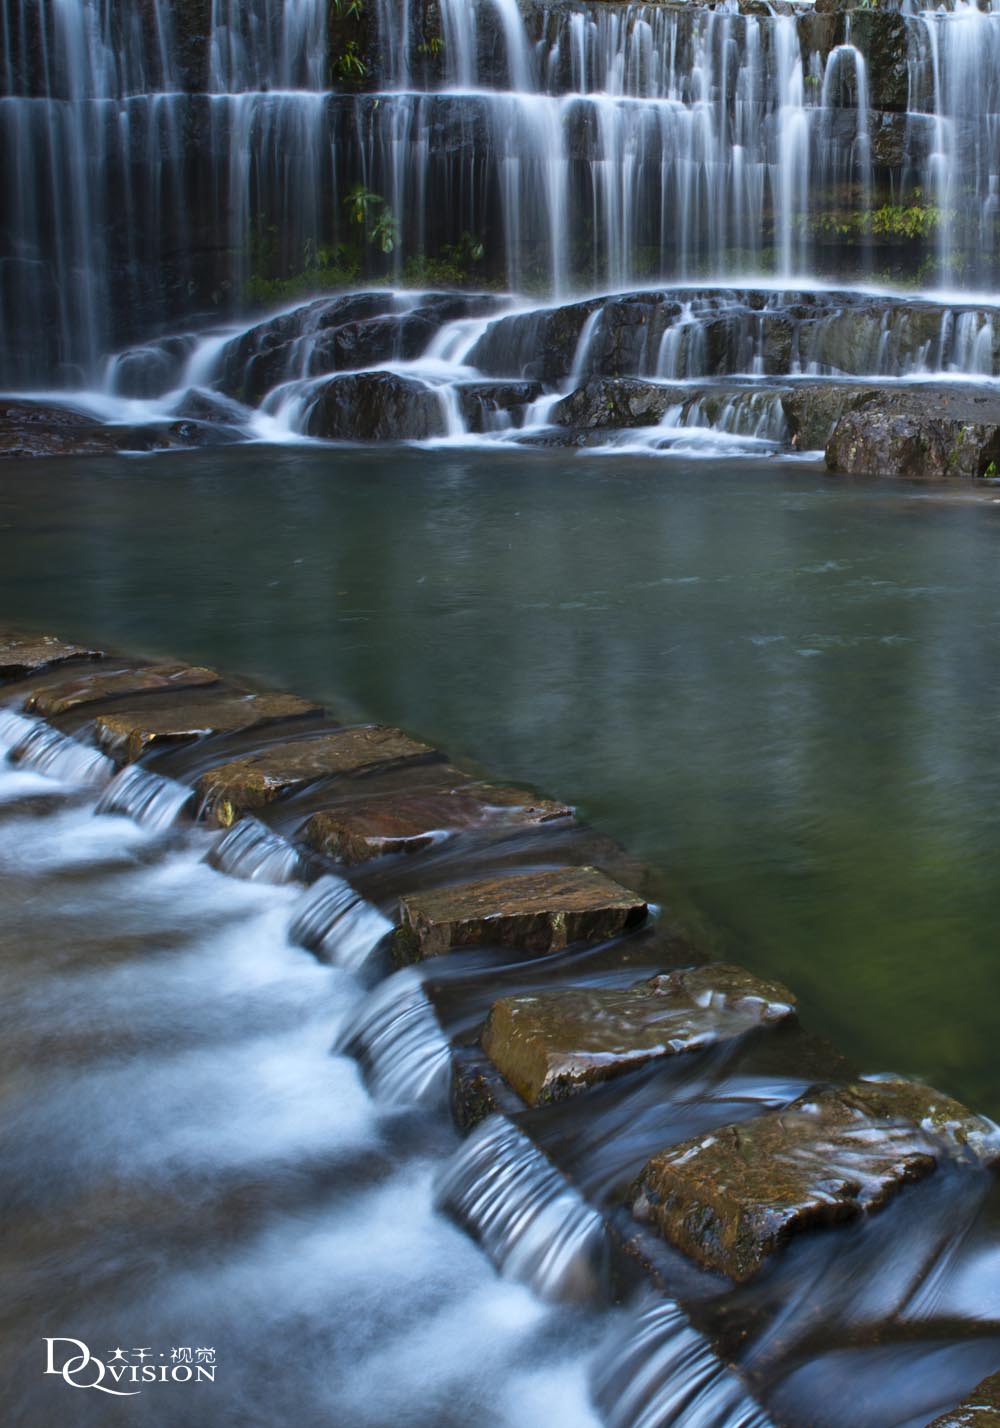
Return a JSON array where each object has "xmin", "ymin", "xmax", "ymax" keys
[
  {"xmin": 0, "ymin": 714, "xmax": 609, "ymax": 1428},
  {"xmin": 5, "ymin": 0, "xmax": 1000, "ymax": 385}
]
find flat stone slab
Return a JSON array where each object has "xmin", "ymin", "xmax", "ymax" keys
[
  {"xmin": 94, "ymin": 692, "xmax": 321, "ymax": 763},
  {"xmin": 628, "ymin": 1079, "xmax": 1000, "ymax": 1283},
  {"xmin": 24, "ymin": 662, "xmax": 220, "ymax": 716},
  {"xmin": 480, "ymin": 964, "xmax": 796, "ymax": 1106},
  {"xmin": 302, "ymin": 781, "xmax": 573, "ymax": 865},
  {"xmin": 196, "ymin": 725, "xmax": 441, "ymax": 827},
  {"xmin": 397, "ymin": 866, "xmax": 648, "ymax": 961},
  {"xmin": 928, "ymin": 1372, "xmax": 1000, "ymax": 1428},
  {"xmin": 0, "ymin": 631, "xmax": 103, "ymax": 682}
]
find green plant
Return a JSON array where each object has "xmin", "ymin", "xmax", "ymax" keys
[
  {"xmin": 343, "ymin": 184, "xmax": 399, "ymax": 253},
  {"xmin": 335, "ymin": 39, "xmax": 366, "ymax": 80},
  {"xmin": 332, "ymin": 0, "xmax": 364, "ymax": 16},
  {"xmin": 417, "ymin": 36, "xmax": 445, "ymax": 56}
]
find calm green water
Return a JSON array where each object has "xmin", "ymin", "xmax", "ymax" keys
[{"xmin": 2, "ymin": 445, "xmax": 999, "ymax": 1115}]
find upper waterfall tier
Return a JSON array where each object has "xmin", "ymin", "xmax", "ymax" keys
[{"xmin": 3, "ymin": 0, "xmax": 1000, "ymax": 386}]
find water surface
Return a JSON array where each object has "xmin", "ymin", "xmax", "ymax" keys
[{"xmin": 1, "ymin": 444, "xmax": 998, "ymax": 1115}]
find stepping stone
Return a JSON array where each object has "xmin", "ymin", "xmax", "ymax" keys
[
  {"xmin": 24, "ymin": 662, "xmax": 219, "ymax": 716},
  {"xmin": 0, "ymin": 630, "xmax": 103, "ymax": 682},
  {"xmin": 196, "ymin": 725, "xmax": 441, "ymax": 827},
  {"xmin": 928, "ymin": 1372, "xmax": 1000, "ymax": 1428},
  {"xmin": 303, "ymin": 782, "xmax": 573, "ymax": 865},
  {"xmin": 94, "ymin": 692, "xmax": 321, "ymax": 763},
  {"xmin": 481, "ymin": 963, "xmax": 796, "ymax": 1106},
  {"xmin": 627, "ymin": 1079, "xmax": 1000, "ymax": 1284},
  {"xmin": 396, "ymin": 866, "xmax": 647, "ymax": 961}
]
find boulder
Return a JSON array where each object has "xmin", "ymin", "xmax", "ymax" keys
[
  {"xmin": 396, "ymin": 865, "xmax": 648, "ymax": 961},
  {"xmin": 628, "ymin": 1079, "xmax": 1000, "ymax": 1283},
  {"xmin": 481, "ymin": 964, "xmax": 797, "ymax": 1106},
  {"xmin": 550, "ymin": 379, "xmax": 688, "ymax": 430},
  {"xmin": 303, "ymin": 781, "xmax": 572, "ymax": 865},
  {"xmin": 0, "ymin": 631, "xmax": 103, "ymax": 683},
  {"xmin": 196, "ymin": 725, "xmax": 443, "ymax": 827},
  {"xmin": 824, "ymin": 388, "xmax": 1000, "ymax": 478},
  {"xmin": 24, "ymin": 663, "xmax": 219, "ymax": 717},
  {"xmin": 781, "ymin": 383, "xmax": 874, "ymax": 450},
  {"xmin": 304, "ymin": 371, "xmax": 448, "ymax": 442},
  {"xmin": 928, "ymin": 1372, "xmax": 1000, "ymax": 1428},
  {"xmin": 93, "ymin": 692, "xmax": 321, "ymax": 763},
  {"xmin": 215, "ymin": 292, "xmax": 507, "ymax": 406},
  {"xmin": 457, "ymin": 382, "xmax": 544, "ymax": 433}
]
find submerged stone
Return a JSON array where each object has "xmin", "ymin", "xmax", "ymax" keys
[
  {"xmin": 0, "ymin": 631, "xmax": 103, "ymax": 682},
  {"xmin": 396, "ymin": 866, "xmax": 648, "ymax": 961},
  {"xmin": 928, "ymin": 1372, "xmax": 1000, "ymax": 1428},
  {"xmin": 481, "ymin": 964, "xmax": 797, "ymax": 1106},
  {"xmin": 303, "ymin": 782, "xmax": 573, "ymax": 865},
  {"xmin": 628, "ymin": 1079, "xmax": 1000, "ymax": 1283},
  {"xmin": 25, "ymin": 663, "xmax": 219, "ymax": 716},
  {"xmin": 94, "ymin": 692, "xmax": 321, "ymax": 763},
  {"xmin": 197, "ymin": 726, "xmax": 442, "ymax": 827}
]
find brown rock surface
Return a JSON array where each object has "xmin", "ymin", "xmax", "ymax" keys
[
  {"xmin": 94, "ymin": 692, "xmax": 321, "ymax": 763},
  {"xmin": 0, "ymin": 630, "xmax": 103, "ymax": 682},
  {"xmin": 303, "ymin": 782, "xmax": 572, "ymax": 865},
  {"xmin": 481, "ymin": 964, "xmax": 796, "ymax": 1106},
  {"xmin": 628, "ymin": 1079, "xmax": 1000, "ymax": 1283},
  {"xmin": 928, "ymin": 1372, "xmax": 1000, "ymax": 1428},
  {"xmin": 196, "ymin": 725, "xmax": 441, "ymax": 826},
  {"xmin": 25, "ymin": 663, "xmax": 220, "ymax": 716},
  {"xmin": 397, "ymin": 866, "xmax": 648, "ymax": 960}
]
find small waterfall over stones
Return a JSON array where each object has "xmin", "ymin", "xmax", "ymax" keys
[{"xmin": 96, "ymin": 764, "xmax": 195, "ymax": 829}]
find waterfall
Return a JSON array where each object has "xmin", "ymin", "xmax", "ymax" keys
[{"xmin": 6, "ymin": 0, "xmax": 1000, "ymax": 388}]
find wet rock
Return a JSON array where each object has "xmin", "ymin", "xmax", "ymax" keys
[
  {"xmin": 215, "ymin": 293, "xmax": 507, "ymax": 406},
  {"xmin": 93, "ymin": 692, "xmax": 321, "ymax": 763},
  {"xmin": 169, "ymin": 387, "xmax": 252, "ymax": 428},
  {"xmin": 303, "ymin": 782, "xmax": 572, "ymax": 865},
  {"xmin": 781, "ymin": 383, "xmax": 874, "ymax": 450},
  {"xmin": 0, "ymin": 631, "xmax": 103, "ymax": 683},
  {"xmin": 304, "ymin": 372, "xmax": 448, "ymax": 442},
  {"xmin": 928, "ymin": 1372, "xmax": 1000, "ymax": 1428},
  {"xmin": 396, "ymin": 865, "xmax": 648, "ymax": 962},
  {"xmin": 481, "ymin": 964, "xmax": 797, "ymax": 1107},
  {"xmin": 24, "ymin": 663, "xmax": 219, "ymax": 717},
  {"xmin": 466, "ymin": 299, "xmax": 602, "ymax": 381},
  {"xmin": 105, "ymin": 335, "xmax": 200, "ymax": 397},
  {"xmin": 0, "ymin": 399, "xmax": 227, "ymax": 458},
  {"xmin": 196, "ymin": 726, "xmax": 442, "ymax": 827},
  {"xmin": 628, "ymin": 1079, "xmax": 1000, "ymax": 1283},
  {"xmin": 551, "ymin": 379, "xmax": 688, "ymax": 430},
  {"xmin": 457, "ymin": 382, "xmax": 544, "ymax": 433},
  {"xmin": 824, "ymin": 388, "xmax": 1000, "ymax": 478},
  {"xmin": 848, "ymin": 10, "xmax": 909, "ymax": 114}
]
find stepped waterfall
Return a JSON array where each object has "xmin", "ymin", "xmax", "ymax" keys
[{"xmin": 4, "ymin": 0, "xmax": 1000, "ymax": 470}]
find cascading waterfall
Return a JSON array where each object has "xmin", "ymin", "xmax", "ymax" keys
[{"xmin": 5, "ymin": 0, "xmax": 1000, "ymax": 387}]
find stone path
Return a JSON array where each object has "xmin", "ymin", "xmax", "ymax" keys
[{"xmin": 2, "ymin": 624, "xmax": 997, "ymax": 1428}]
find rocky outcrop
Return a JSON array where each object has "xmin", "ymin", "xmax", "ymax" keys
[
  {"xmin": 824, "ymin": 388, "xmax": 1000, "ymax": 478},
  {"xmin": 628, "ymin": 1078, "xmax": 1000, "ymax": 1282},
  {"xmin": 395, "ymin": 866, "xmax": 648, "ymax": 961},
  {"xmin": 0, "ymin": 400, "xmax": 223, "ymax": 460},
  {"xmin": 481, "ymin": 964, "xmax": 797, "ymax": 1106},
  {"xmin": 304, "ymin": 372, "xmax": 449, "ymax": 442},
  {"xmin": 214, "ymin": 293, "xmax": 508, "ymax": 407}
]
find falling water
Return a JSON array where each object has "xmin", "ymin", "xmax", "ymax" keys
[{"xmin": 5, "ymin": 0, "xmax": 1000, "ymax": 385}]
